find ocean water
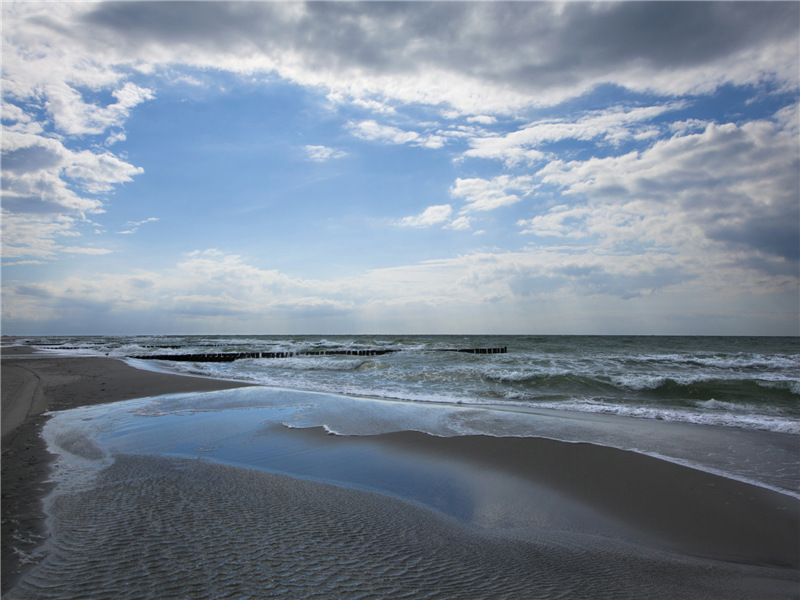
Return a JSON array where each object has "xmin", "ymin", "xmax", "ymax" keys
[
  {"xmin": 28, "ymin": 334, "xmax": 800, "ymax": 434},
  {"xmin": 7, "ymin": 335, "xmax": 800, "ymax": 599}
]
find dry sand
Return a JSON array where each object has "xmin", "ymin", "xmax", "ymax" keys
[{"xmin": 1, "ymin": 346, "xmax": 253, "ymax": 593}]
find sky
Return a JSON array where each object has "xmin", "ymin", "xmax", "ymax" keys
[{"xmin": 1, "ymin": 1, "xmax": 798, "ymax": 336}]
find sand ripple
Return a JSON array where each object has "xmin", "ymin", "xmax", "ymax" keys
[{"xmin": 9, "ymin": 456, "xmax": 797, "ymax": 599}]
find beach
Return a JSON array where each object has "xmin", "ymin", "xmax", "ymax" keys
[
  {"xmin": 1, "ymin": 346, "xmax": 254, "ymax": 593},
  {"xmin": 2, "ymin": 345, "xmax": 799, "ymax": 598}
]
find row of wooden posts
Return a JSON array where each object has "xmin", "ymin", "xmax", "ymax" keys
[{"xmin": 130, "ymin": 347, "xmax": 508, "ymax": 362}]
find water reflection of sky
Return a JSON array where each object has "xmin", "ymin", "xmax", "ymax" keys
[{"xmin": 44, "ymin": 387, "xmax": 799, "ymax": 506}]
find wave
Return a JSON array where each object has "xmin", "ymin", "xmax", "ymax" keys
[
  {"xmin": 629, "ymin": 352, "xmax": 799, "ymax": 371},
  {"xmin": 28, "ymin": 335, "xmax": 800, "ymax": 437},
  {"xmin": 529, "ymin": 399, "xmax": 800, "ymax": 435},
  {"xmin": 481, "ymin": 368, "xmax": 798, "ymax": 403},
  {"xmin": 612, "ymin": 375, "xmax": 799, "ymax": 406}
]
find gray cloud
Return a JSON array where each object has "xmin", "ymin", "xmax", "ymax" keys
[
  {"xmin": 708, "ymin": 212, "xmax": 800, "ymax": 263},
  {"xmin": 75, "ymin": 1, "xmax": 798, "ymax": 104},
  {"xmin": 509, "ymin": 264, "xmax": 690, "ymax": 300},
  {"xmin": 573, "ymin": 267, "xmax": 690, "ymax": 300},
  {"xmin": 0, "ymin": 195, "xmax": 72, "ymax": 215},
  {"xmin": 556, "ymin": 2, "xmax": 795, "ymax": 69},
  {"xmin": 13, "ymin": 284, "xmax": 53, "ymax": 299},
  {"xmin": 530, "ymin": 115, "xmax": 800, "ymax": 275},
  {"xmin": 1, "ymin": 144, "xmax": 61, "ymax": 174}
]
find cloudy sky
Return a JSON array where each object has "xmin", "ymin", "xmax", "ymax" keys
[{"xmin": 2, "ymin": 1, "xmax": 798, "ymax": 336}]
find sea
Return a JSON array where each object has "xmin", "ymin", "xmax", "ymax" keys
[
  {"xmin": 6, "ymin": 334, "xmax": 800, "ymax": 599},
  {"xmin": 24, "ymin": 334, "xmax": 799, "ymax": 434}
]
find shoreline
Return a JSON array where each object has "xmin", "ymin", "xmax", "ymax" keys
[
  {"xmin": 1, "ymin": 346, "xmax": 254, "ymax": 594},
  {"xmin": 3, "ymin": 347, "xmax": 799, "ymax": 597}
]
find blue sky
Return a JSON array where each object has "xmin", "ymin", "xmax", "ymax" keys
[{"xmin": 2, "ymin": 1, "xmax": 798, "ymax": 335}]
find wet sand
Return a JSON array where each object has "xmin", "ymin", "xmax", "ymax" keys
[
  {"xmin": 2, "ymin": 347, "xmax": 799, "ymax": 598},
  {"xmin": 1, "ymin": 346, "xmax": 254, "ymax": 593},
  {"xmin": 326, "ymin": 428, "xmax": 800, "ymax": 567}
]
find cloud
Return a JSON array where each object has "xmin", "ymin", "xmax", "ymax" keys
[
  {"xmin": 445, "ymin": 216, "xmax": 473, "ymax": 231},
  {"xmin": 3, "ymin": 247, "xmax": 795, "ymax": 335},
  {"xmin": 3, "ymin": 2, "xmax": 796, "ymax": 262},
  {"xmin": 450, "ymin": 175, "xmax": 534, "ymax": 213},
  {"xmin": 2, "ymin": 214, "xmax": 116, "ymax": 263},
  {"xmin": 2, "ymin": 143, "xmax": 62, "ymax": 174},
  {"xmin": 517, "ymin": 205, "xmax": 589, "ymax": 239},
  {"xmin": 349, "ymin": 120, "xmax": 446, "ymax": 149},
  {"xmin": 464, "ymin": 103, "xmax": 684, "ymax": 165},
  {"xmin": 117, "ymin": 217, "xmax": 159, "ymax": 235},
  {"xmin": 66, "ymin": 2, "xmax": 799, "ymax": 113},
  {"xmin": 305, "ymin": 145, "xmax": 347, "ymax": 162},
  {"xmin": 46, "ymin": 81, "xmax": 154, "ymax": 137},
  {"xmin": 61, "ymin": 246, "xmax": 114, "ymax": 255},
  {"xmin": 1, "ymin": 3, "xmax": 797, "ymax": 334},
  {"xmin": 467, "ymin": 115, "xmax": 497, "ymax": 125},
  {"xmin": 1, "ymin": 128, "xmax": 145, "ymax": 259},
  {"xmin": 527, "ymin": 112, "xmax": 799, "ymax": 265},
  {"xmin": 1, "ymin": 131, "xmax": 129, "ymax": 214},
  {"xmin": 510, "ymin": 264, "xmax": 690, "ymax": 301},
  {"xmin": 1, "ymin": 213, "xmax": 81, "ymax": 260},
  {"xmin": 398, "ymin": 204, "xmax": 453, "ymax": 228}
]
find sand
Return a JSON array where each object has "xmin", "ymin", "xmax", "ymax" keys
[
  {"xmin": 1, "ymin": 346, "xmax": 254, "ymax": 593},
  {"xmin": 356, "ymin": 429, "xmax": 800, "ymax": 567},
  {"xmin": 2, "ymin": 346, "xmax": 799, "ymax": 598}
]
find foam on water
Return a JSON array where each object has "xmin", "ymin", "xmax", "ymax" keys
[{"xmin": 125, "ymin": 355, "xmax": 800, "ymax": 436}]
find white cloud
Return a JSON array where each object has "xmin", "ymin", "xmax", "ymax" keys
[
  {"xmin": 39, "ymin": 80, "xmax": 153, "ymax": 138},
  {"xmin": 450, "ymin": 175, "xmax": 534, "ymax": 213},
  {"xmin": 63, "ymin": 149, "xmax": 144, "ymax": 194},
  {"xmin": 105, "ymin": 130, "xmax": 127, "ymax": 146},
  {"xmin": 517, "ymin": 205, "xmax": 590, "ymax": 238},
  {"xmin": 117, "ymin": 217, "xmax": 159, "ymax": 235},
  {"xmin": 1, "ymin": 128, "xmax": 145, "ymax": 259},
  {"xmin": 331, "ymin": 94, "xmax": 396, "ymax": 115},
  {"xmin": 304, "ymin": 145, "xmax": 347, "ymax": 162},
  {"xmin": 61, "ymin": 246, "xmax": 114, "ymax": 255},
  {"xmin": 350, "ymin": 120, "xmax": 417, "ymax": 145},
  {"xmin": 464, "ymin": 103, "xmax": 684, "ymax": 165},
  {"xmin": 467, "ymin": 115, "xmax": 497, "ymax": 125},
  {"xmin": 349, "ymin": 120, "xmax": 445, "ymax": 149},
  {"xmin": 445, "ymin": 216, "xmax": 473, "ymax": 231},
  {"xmin": 398, "ymin": 204, "xmax": 453, "ymax": 228},
  {"xmin": 1, "ymin": 213, "xmax": 77, "ymax": 260},
  {"xmin": 3, "ymin": 246, "xmax": 795, "ymax": 334}
]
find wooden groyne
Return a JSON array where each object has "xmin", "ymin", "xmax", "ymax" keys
[
  {"xmin": 129, "ymin": 351, "xmax": 294, "ymax": 362},
  {"xmin": 130, "ymin": 347, "xmax": 507, "ymax": 362},
  {"xmin": 436, "ymin": 347, "xmax": 508, "ymax": 354}
]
